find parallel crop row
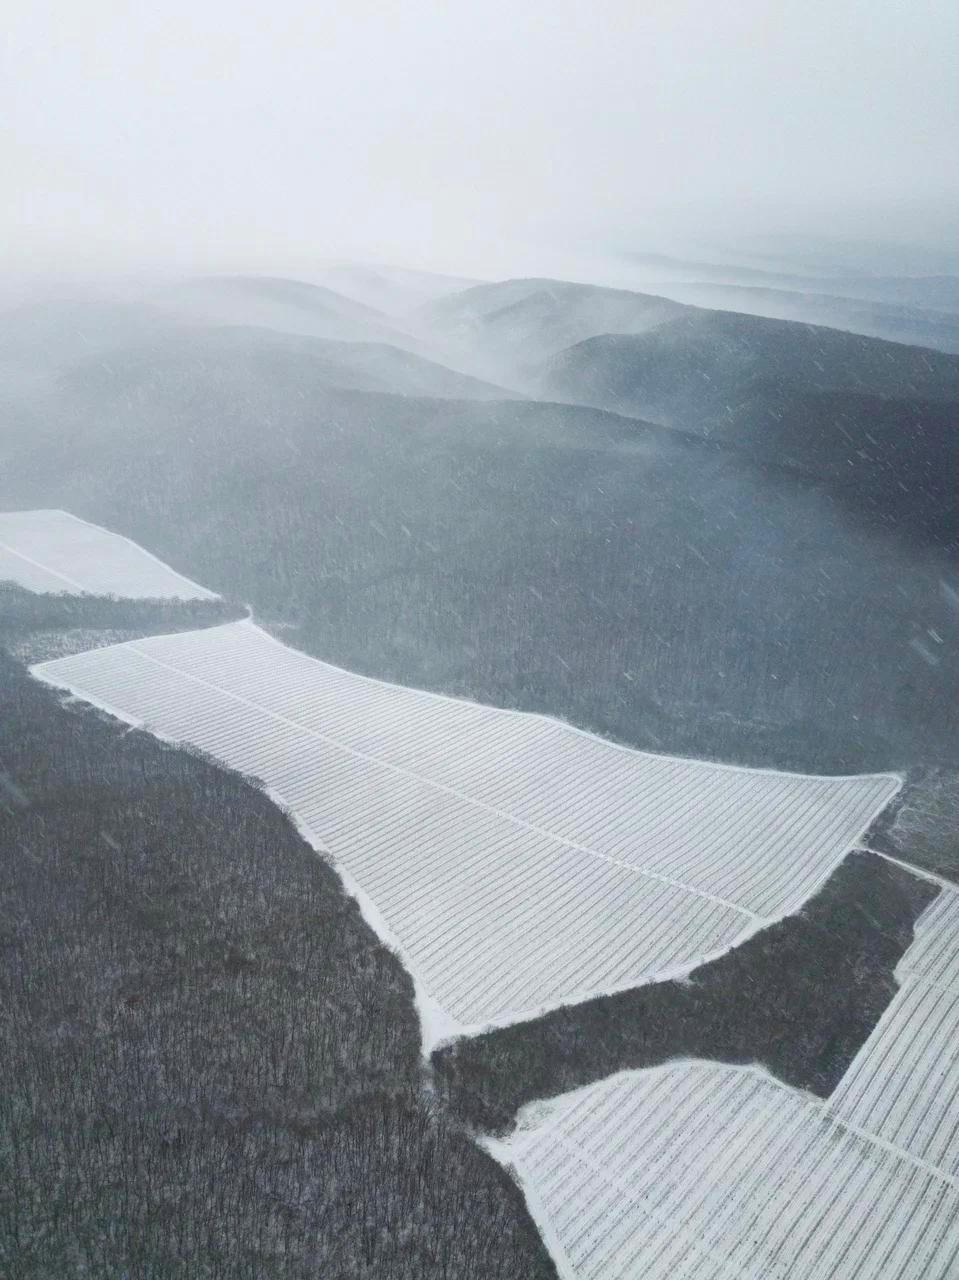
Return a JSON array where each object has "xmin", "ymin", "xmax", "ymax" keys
[
  {"xmin": 0, "ymin": 509, "xmax": 216, "ymax": 600},
  {"xmin": 507, "ymin": 887, "xmax": 959, "ymax": 1279},
  {"xmin": 513, "ymin": 1061, "xmax": 959, "ymax": 1280},
  {"xmin": 37, "ymin": 618, "xmax": 899, "ymax": 1030},
  {"xmin": 831, "ymin": 891, "xmax": 959, "ymax": 1177}
]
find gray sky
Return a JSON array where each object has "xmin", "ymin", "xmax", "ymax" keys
[{"xmin": 3, "ymin": 0, "xmax": 957, "ymax": 278}]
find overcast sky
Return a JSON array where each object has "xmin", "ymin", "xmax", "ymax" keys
[{"xmin": 3, "ymin": 0, "xmax": 957, "ymax": 278}]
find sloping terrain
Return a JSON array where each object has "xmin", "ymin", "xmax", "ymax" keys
[
  {"xmin": 433, "ymin": 851, "xmax": 937, "ymax": 1130},
  {"xmin": 317, "ymin": 262, "xmax": 482, "ymax": 315},
  {"xmin": 541, "ymin": 308, "xmax": 958, "ymax": 415},
  {"xmin": 56, "ymin": 325, "xmax": 514, "ymax": 407},
  {"xmin": 493, "ymin": 881, "xmax": 959, "ymax": 1279},
  {"xmin": 500, "ymin": 1058, "xmax": 959, "ymax": 1280},
  {"xmin": 624, "ymin": 252, "xmax": 959, "ymax": 312},
  {"xmin": 540, "ymin": 313, "xmax": 958, "ymax": 545},
  {"xmin": 418, "ymin": 277, "xmax": 688, "ymax": 380},
  {"xmin": 4, "ymin": 519, "xmax": 950, "ymax": 1280},
  {"xmin": 652, "ymin": 281, "xmax": 959, "ymax": 352},
  {"xmin": 158, "ymin": 274, "xmax": 421, "ymax": 348},
  {"xmin": 0, "ymin": 297, "xmax": 187, "ymax": 392},
  {"xmin": 0, "ymin": 606, "xmax": 556, "ymax": 1280},
  {"xmin": 0, "ymin": 508, "xmax": 217, "ymax": 598},
  {"xmin": 0, "ymin": 278, "xmax": 473, "ymax": 404},
  {"xmin": 34, "ymin": 613, "xmax": 898, "ymax": 1032},
  {"xmin": 2, "ymin": 386, "xmax": 955, "ymax": 782}
]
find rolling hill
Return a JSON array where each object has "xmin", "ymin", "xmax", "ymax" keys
[
  {"xmin": 316, "ymin": 262, "xmax": 483, "ymax": 316},
  {"xmin": 541, "ymin": 309, "xmax": 957, "ymax": 410},
  {"xmin": 55, "ymin": 326, "xmax": 516, "ymax": 409},
  {"xmin": 2, "ymin": 382, "xmax": 955, "ymax": 778},
  {"xmin": 418, "ymin": 278, "xmax": 689, "ymax": 381},
  {"xmin": 646, "ymin": 281, "xmax": 959, "ymax": 353},
  {"xmin": 624, "ymin": 252, "xmax": 959, "ymax": 313},
  {"xmin": 539, "ymin": 311, "xmax": 958, "ymax": 545},
  {"xmin": 156, "ymin": 273, "xmax": 424, "ymax": 349},
  {"xmin": 2, "ymin": 261, "xmax": 958, "ymax": 1280}
]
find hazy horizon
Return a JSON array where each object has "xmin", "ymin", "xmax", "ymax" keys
[{"xmin": 4, "ymin": 1, "xmax": 957, "ymax": 283}]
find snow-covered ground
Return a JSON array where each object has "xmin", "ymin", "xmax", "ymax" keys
[
  {"xmin": 34, "ymin": 613, "xmax": 899, "ymax": 1034},
  {"xmin": 500, "ymin": 1059, "xmax": 959, "ymax": 1280},
  {"xmin": 498, "ymin": 883, "xmax": 959, "ymax": 1279},
  {"xmin": 15, "ymin": 508, "xmax": 954, "ymax": 1276},
  {"xmin": 830, "ymin": 889, "xmax": 959, "ymax": 1178},
  {"xmin": 0, "ymin": 509, "xmax": 217, "ymax": 599}
]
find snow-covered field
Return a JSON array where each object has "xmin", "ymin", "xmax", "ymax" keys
[
  {"xmin": 501, "ymin": 1059, "xmax": 959, "ymax": 1280},
  {"xmin": 15, "ymin": 509, "xmax": 955, "ymax": 1276},
  {"xmin": 35, "ymin": 614, "xmax": 899, "ymax": 1032},
  {"xmin": 499, "ymin": 884, "xmax": 959, "ymax": 1279},
  {"xmin": 830, "ymin": 889, "xmax": 959, "ymax": 1178},
  {"xmin": 0, "ymin": 509, "xmax": 216, "ymax": 599}
]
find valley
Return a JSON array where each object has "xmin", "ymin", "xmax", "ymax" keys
[{"xmin": 1, "ymin": 256, "xmax": 956, "ymax": 1279}]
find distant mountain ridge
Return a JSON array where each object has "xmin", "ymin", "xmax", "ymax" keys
[
  {"xmin": 646, "ymin": 281, "xmax": 959, "ymax": 353},
  {"xmin": 418, "ymin": 277, "xmax": 689, "ymax": 379},
  {"xmin": 624, "ymin": 252, "xmax": 959, "ymax": 313},
  {"xmin": 57, "ymin": 325, "xmax": 518, "ymax": 406},
  {"xmin": 157, "ymin": 273, "xmax": 424, "ymax": 350},
  {"xmin": 539, "ymin": 311, "xmax": 958, "ymax": 546},
  {"xmin": 1, "ymin": 265, "xmax": 955, "ymax": 779},
  {"xmin": 541, "ymin": 309, "xmax": 958, "ymax": 411},
  {"xmin": 316, "ymin": 262, "xmax": 483, "ymax": 315}
]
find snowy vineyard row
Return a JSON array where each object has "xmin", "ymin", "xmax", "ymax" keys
[
  {"xmin": 502, "ymin": 886, "xmax": 959, "ymax": 1280},
  {"xmin": 35, "ymin": 615, "xmax": 899, "ymax": 1030},
  {"xmin": 12, "ymin": 508, "xmax": 952, "ymax": 1277},
  {"xmin": 0, "ymin": 509, "xmax": 216, "ymax": 600},
  {"xmin": 829, "ymin": 891, "xmax": 959, "ymax": 1179}
]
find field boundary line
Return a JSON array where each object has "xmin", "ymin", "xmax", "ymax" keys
[
  {"xmin": 0, "ymin": 508, "xmax": 218, "ymax": 600},
  {"xmin": 53, "ymin": 509, "xmax": 219, "ymax": 599},
  {"xmin": 0, "ymin": 537, "xmax": 88, "ymax": 593},
  {"xmin": 246, "ymin": 619, "xmax": 905, "ymax": 787},
  {"xmin": 865, "ymin": 848, "xmax": 959, "ymax": 894},
  {"xmin": 95, "ymin": 637, "xmax": 762, "ymax": 920},
  {"xmin": 523, "ymin": 1062, "xmax": 959, "ymax": 1192}
]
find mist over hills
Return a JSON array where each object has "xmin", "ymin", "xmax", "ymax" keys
[
  {"xmin": 537, "ymin": 302, "xmax": 958, "ymax": 409},
  {"xmin": 539, "ymin": 311, "xmax": 958, "ymax": 545},
  {"xmin": 316, "ymin": 263, "xmax": 483, "ymax": 316},
  {"xmin": 0, "ymin": 298, "xmax": 186, "ymax": 387},
  {"xmin": 57, "ymin": 326, "xmax": 516, "ymax": 407},
  {"xmin": 2, "ymin": 382, "xmax": 955, "ymax": 778},
  {"xmin": 4, "ymin": 0, "xmax": 958, "ymax": 1267},
  {"xmin": 1, "ymin": 263, "xmax": 956, "ymax": 783},
  {"xmin": 2, "ymin": 252, "xmax": 958, "ymax": 1278},
  {"xmin": 417, "ymin": 277, "xmax": 689, "ymax": 381},
  {"xmin": 157, "ymin": 274, "xmax": 426, "ymax": 350},
  {"xmin": 624, "ymin": 251, "xmax": 959, "ymax": 313},
  {"xmin": 643, "ymin": 281, "xmax": 959, "ymax": 354}
]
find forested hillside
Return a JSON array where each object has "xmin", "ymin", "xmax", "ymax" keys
[
  {"xmin": 2, "ymin": 382, "xmax": 955, "ymax": 778},
  {"xmin": 649, "ymin": 280, "xmax": 959, "ymax": 353},
  {"xmin": 0, "ymin": 601, "xmax": 555, "ymax": 1280},
  {"xmin": 433, "ymin": 851, "xmax": 937, "ymax": 1132},
  {"xmin": 540, "ymin": 308, "xmax": 957, "ymax": 409}
]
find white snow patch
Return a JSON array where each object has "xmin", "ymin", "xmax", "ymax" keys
[
  {"xmin": 33, "ymin": 617, "xmax": 901, "ymax": 1031},
  {"xmin": 0, "ymin": 509, "xmax": 218, "ymax": 599},
  {"xmin": 262, "ymin": 788, "xmax": 467, "ymax": 1058},
  {"xmin": 494, "ymin": 1060, "xmax": 959, "ymax": 1280}
]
